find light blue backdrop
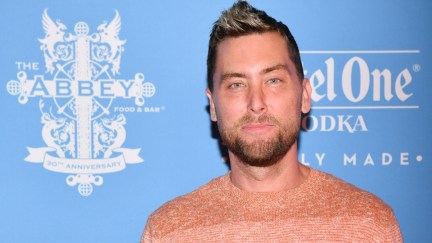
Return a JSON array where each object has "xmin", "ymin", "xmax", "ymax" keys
[{"xmin": 0, "ymin": 0, "xmax": 430, "ymax": 242}]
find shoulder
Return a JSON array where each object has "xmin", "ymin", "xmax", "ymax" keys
[
  {"xmin": 145, "ymin": 175, "xmax": 228, "ymax": 236},
  {"xmin": 312, "ymin": 169, "xmax": 390, "ymax": 209},
  {"xmin": 152, "ymin": 174, "xmax": 226, "ymax": 215},
  {"xmin": 310, "ymin": 169, "xmax": 397, "ymax": 224},
  {"xmin": 310, "ymin": 169, "xmax": 402, "ymax": 240}
]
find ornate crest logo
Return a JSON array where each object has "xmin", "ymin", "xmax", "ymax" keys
[{"xmin": 6, "ymin": 10, "xmax": 155, "ymax": 196}]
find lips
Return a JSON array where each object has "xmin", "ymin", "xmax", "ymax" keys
[
  {"xmin": 242, "ymin": 122, "xmax": 274, "ymax": 133},
  {"xmin": 236, "ymin": 114, "xmax": 279, "ymax": 134}
]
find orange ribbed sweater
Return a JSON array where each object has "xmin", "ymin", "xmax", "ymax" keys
[{"xmin": 142, "ymin": 168, "xmax": 402, "ymax": 242}]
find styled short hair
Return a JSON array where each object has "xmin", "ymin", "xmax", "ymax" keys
[{"xmin": 207, "ymin": 1, "xmax": 304, "ymax": 90}]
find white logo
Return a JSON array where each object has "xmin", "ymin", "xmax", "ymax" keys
[
  {"xmin": 6, "ymin": 10, "xmax": 156, "ymax": 196},
  {"xmin": 300, "ymin": 50, "xmax": 420, "ymax": 133}
]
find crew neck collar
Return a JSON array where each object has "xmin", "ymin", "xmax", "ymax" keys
[{"xmin": 221, "ymin": 167, "xmax": 315, "ymax": 201}]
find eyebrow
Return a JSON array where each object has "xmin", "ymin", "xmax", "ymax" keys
[
  {"xmin": 260, "ymin": 64, "xmax": 291, "ymax": 75},
  {"xmin": 221, "ymin": 72, "xmax": 246, "ymax": 82},
  {"xmin": 220, "ymin": 64, "xmax": 291, "ymax": 84}
]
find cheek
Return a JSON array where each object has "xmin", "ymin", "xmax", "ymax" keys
[
  {"xmin": 271, "ymin": 95, "xmax": 298, "ymax": 109},
  {"xmin": 214, "ymin": 99, "xmax": 244, "ymax": 123},
  {"xmin": 270, "ymin": 97, "xmax": 302, "ymax": 120}
]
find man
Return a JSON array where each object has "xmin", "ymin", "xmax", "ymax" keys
[{"xmin": 142, "ymin": 1, "xmax": 402, "ymax": 242}]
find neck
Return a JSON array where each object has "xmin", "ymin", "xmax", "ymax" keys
[{"xmin": 229, "ymin": 142, "xmax": 310, "ymax": 192}]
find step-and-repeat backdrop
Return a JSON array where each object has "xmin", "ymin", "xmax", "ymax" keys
[{"xmin": 1, "ymin": 0, "xmax": 430, "ymax": 242}]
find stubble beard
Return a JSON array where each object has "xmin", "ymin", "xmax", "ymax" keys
[{"xmin": 218, "ymin": 113, "xmax": 300, "ymax": 168}]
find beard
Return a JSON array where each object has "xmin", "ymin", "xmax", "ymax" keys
[{"xmin": 218, "ymin": 113, "xmax": 300, "ymax": 167}]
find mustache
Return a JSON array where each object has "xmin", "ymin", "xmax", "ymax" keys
[{"xmin": 237, "ymin": 114, "xmax": 280, "ymax": 127}]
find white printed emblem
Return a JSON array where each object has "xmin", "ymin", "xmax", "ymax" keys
[{"xmin": 6, "ymin": 10, "xmax": 155, "ymax": 196}]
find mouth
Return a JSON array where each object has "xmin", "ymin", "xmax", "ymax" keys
[{"xmin": 241, "ymin": 122, "xmax": 274, "ymax": 133}]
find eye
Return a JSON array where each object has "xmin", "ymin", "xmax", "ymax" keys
[
  {"xmin": 267, "ymin": 78, "xmax": 281, "ymax": 85},
  {"xmin": 228, "ymin": 82, "xmax": 245, "ymax": 90}
]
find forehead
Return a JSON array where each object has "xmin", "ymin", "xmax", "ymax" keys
[{"xmin": 214, "ymin": 31, "xmax": 295, "ymax": 79}]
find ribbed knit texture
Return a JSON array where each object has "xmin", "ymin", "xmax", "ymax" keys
[{"xmin": 142, "ymin": 168, "xmax": 402, "ymax": 242}]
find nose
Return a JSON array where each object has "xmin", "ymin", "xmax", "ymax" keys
[{"xmin": 248, "ymin": 86, "xmax": 267, "ymax": 114}]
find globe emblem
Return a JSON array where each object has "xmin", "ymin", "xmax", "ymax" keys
[
  {"xmin": 6, "ymin": 80, "xmax": 21, "ymax": 95},
  {"xmin": 78, "ymin": 183, "xmax": 93, "ymax": 196},
  {"xmin": 74, "ymin": 22, "xmax": 89, "ymax": 36},
  {"xmin": 142, "ymin": 82, "xmax": 156, "ymax": 98}
]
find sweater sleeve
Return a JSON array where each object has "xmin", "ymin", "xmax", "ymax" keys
[
  {"xmin": 385, "ymin": 211, "xmax": 403, "ymax": 243},
  {"xmin": 140, "ymin": 219, "xmax": 153, "ymax": 243}
]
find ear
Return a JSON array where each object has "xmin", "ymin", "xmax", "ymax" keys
[
  {"xmin": 206, "ymin": 88, "xmax": 217, "ymax": 122},
  {"xmin": 301, "ymin": 78, "xmax": 312, "ymax": 114}
]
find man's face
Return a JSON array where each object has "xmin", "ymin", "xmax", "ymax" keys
[{"xmin": 206, "ymin": 31, "xmax": 311, "ymax": 167}]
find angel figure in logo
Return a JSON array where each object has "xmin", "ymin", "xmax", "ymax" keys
[
  {"xmin": 96, "ymin": 10, "xmax": 126, "ymax": 75},
  {"xmin": 38, "ymin": 9, "xmax": 67, "ymax": 74}
]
